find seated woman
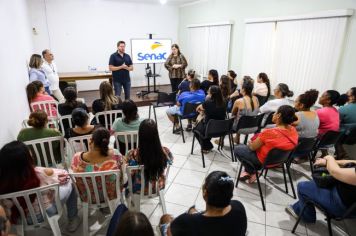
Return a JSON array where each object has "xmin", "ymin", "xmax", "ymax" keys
[
  {"xmin": 316, "ymin": 90, "xmax": 341, "ymax": 136},
  {"xmin": 200, "ymin": 69, "xmax": 219, "ymax": 95},
  {"xmin": 71, "ymin": 128, "xmax": 123, "ymax": 203},
  {"xmin": 66, "ymin": 108, "xmax": 98, "ymax": 139},
  {"xmin": 17, "ymin": 111, "xmax": 62, "ymax": 165},
  {"xmin": 293, "ymin": 89, "xmax": 320, "ymax": 139},
  {"xmin": 159, "ymin": 171, "xmax": 247, "ymax": 236},
  {"xmin": 124, "ymin": 119, "xmax": 173, "ymax": 194},
  {"xmin": 26, "ymin": 80, "xmax": 57, "ymax": 118},
  {"xmin": 234, "ymin": 105, "xmax": 298, "ymax": 183},
  {"xmin": 58, "ymin": 86, "xmax": 89, "ymax": 116},
  {"xmin": 195, "ymin": 86, "xmax": 226, "ymax": 153},
  {"xmin": 286, "ymin": 155, "xmax": 356, "ymax": 223},
  {"xmin": 112, "ymin": 99, "xmax": 142, "ymax": 155},
  {"xmin": 227, "ymin": 70, "xmax": 238, "ymax": 93},
  {"xmin": 219, "ymin": 75, "xmax": 231, "ymax": 102},
  {"xmin": 253, "ymin": 72, "xmax": 271, "ymax": 106},
  {"xmin": 339, "ymin": 87, "xmax": 356, "ymax": 131},
  {"xmin": 177, "ymin": 69, "xmax": 195, "ymax": 95},
  {"xmin": 0, "ymin": 141, "xmax": 80, "ymax": 232},
  {"xmin": 231, "ymin": 79, "xmax": 260, "ymax": 144},
  {"xmin": 259, "ymin": 83, "xmax": 293, "ymax": 114}
]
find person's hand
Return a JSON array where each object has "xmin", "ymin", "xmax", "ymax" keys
[
  {"xmin": 121, "ymin": 64, "xmax": 129, "ymax": 70},
  {"xmin": 58, "ymin": 173, "xmax": 70, "ymax": 185},
  {"xmin": 314, "ymin": 158, "xmax": 327, "ymax": 167}
]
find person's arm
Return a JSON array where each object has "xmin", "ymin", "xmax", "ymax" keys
[
  {"xmin": 165, "ymin": 56, "xmax": 173, "ymax": 71},
  {"xmin": 259, "ymin": 100, "xmax": 272, "ymax": 114},
  {"xmin": 231, "ymin": 99, "xmax": 241, "ymax": 116},
  {"xmin": 230, "ymin": 90, "xmax": 239, "ymax": 98},
  {"xmin": 126, "ymin": 56, "xmax": 134, "ymax": 71},
  {"xmin": 180, "ymin": 55, "xmax": 188, "ymax": 69},
  {"xmin": 248, "ymin": 137, "xmax": 264, "ymax": 151},
  {"xmin": 29, "ymin": 71, "xmax": 38, "ymax": 82},
  {"xmin": 325, "ymin": 155, "xmax": 356, "ymax": 186},
  {"xmin": 108, "ymin": 55, "xmax": 123, "ymax": 71}
]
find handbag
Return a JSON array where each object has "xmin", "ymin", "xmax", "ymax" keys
[{"xmin": 313, "ymin": 162, "xmax": 356, "ymax": 188}]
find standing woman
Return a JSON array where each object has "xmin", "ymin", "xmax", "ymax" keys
[
  {"xmin": 29, "ymin": 54, "xmax": 51, "ymax": 95},
  {"xmin": 164, "ymin": 44, "xmax": 188, "ymax": 93}
]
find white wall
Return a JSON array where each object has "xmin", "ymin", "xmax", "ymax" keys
[
  {"xmin": 179, "ymin": 0, "xmax": 356, "ymax": 93},
  {"xmin": 0, "ymin": 0, "xmax": 33, "ymax": 146},
  {"xmin": 28, "ymin": 0, "xmax": 179, "ymax": 91}
]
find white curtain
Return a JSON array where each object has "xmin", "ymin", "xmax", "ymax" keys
[
  {"xmin": 187, "ymin": 24, "xmax": 231, "ymax": 79},
  {"xmin": 241, "ymin": 22, "xmax": 276, "ymax": 80},
  {"xmin": 273, "ymin": 17, "xmax": 348, "ymax": 97}
]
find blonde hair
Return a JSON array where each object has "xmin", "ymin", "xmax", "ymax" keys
[
  {"xmin": 99, "ymin": 81, "xmax": 119, "ymax": 111},
  {"xmin": 29, "ymin": 54, "xmax": 42, "ymax": 69}
]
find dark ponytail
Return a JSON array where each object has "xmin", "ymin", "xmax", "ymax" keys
[
  {"xmin": 278, "ymin": 83, "xmax": 294, "ymax": 98},
  {"xmin": 204, "ymin": 171, "xmax": 233, "ymax": 208},
  {"xmin": 326, "ymin": 90, "xmax": 341, "ymax": 106},
  {"xmin": 258, "ymin": 72, "xmax": 271, "ymax": 98},
  {"xmin": 277, "ymin": 105, "xmax": 298, "ymax": 125},
  {"xmin": 242, "ymin": 78, "xmax": 255, "ymax": 110},
  {"xmin": 63, "ymin": 87, "xmax": 79, "ymax": 109},
  {"xmin": 92, "ymin": 127, "xmax": 110, "ymax": 156}
]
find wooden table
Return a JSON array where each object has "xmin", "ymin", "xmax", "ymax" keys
[{"xmin": 58, "ymin": 71, "xmax": 112, "ymax": 82}]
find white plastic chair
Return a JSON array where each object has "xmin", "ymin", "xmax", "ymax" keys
[
  {"xmin": 126, "ymin": 165, "xmax": 169, "ymax": 214},
  {"xmin": 24, "ymin": 136, "xmax": 65, "ymax": 169},
  {"xmin": 0, "ymin": 183, "xmax": 62, "ymax": 236},
  {"xmin": 113, "ymin": 131, "xmax": 139, "ymax": 155},
  {"xmin": 59, "ymin": 115, "xmax": 74, "ymax": 136},
  {"xmin": 30, "ymin": 100, "xmax": 59, "ymax": 120},
  {"xmin": 68, "ymin": 134, "xmax": 92, "ymax": 153},
  {"xmin": 22, "ymin": 118, "xmax": 59, "ymax": 129},
  {"xmin": 95, "ymin": 110, "xmax": 123, "ymax": 130},
  {"xmin": 69, "ymin": 170, "xmax": 122, "ymax": 236}
]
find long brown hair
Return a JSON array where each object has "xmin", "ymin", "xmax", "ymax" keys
[
  {"xmin": 29, "ymin": 54, "xmax": 42, "ymax": 69},
  {"xmin": 99, "ymin": 81, "xmax": 119, "ymax": 111},
  {"xmin": 219, "ymin": 75, "xmax": 231, "ymax": 100},
  {"xmin": 170, "ymin": 44, "xmax": 181, "ymax": 56},
  {"xmin": 26, "ymin": 81, "xmax": 43, "ymax": 104}
]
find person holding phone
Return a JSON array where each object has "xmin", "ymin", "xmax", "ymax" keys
[
  {"xmin": 109, "ymin": 41, "xmax": 134, "ymax": 99},
  {"xmin": 165, "ymin": 44, "xmax": 188, "ymax": 93}
]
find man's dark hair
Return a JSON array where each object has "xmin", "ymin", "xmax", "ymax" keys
[{"xmin": 117, "ymin": 41, "xmax": 126, "ymax": 47}]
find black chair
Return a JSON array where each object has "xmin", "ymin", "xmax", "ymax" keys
[
  {"xmin": 234, "ymin": 114, "xmax": 264, "ymax": 144},
  {"xmin": 338, "ymin": 126, "xmax": 356, "ymax": 146},
  {"xmin": 149, "ymin": 92, "xmax": 176, "ymax": 123},
  {"xmin": 235, "ymin": 148, "xmax": 293, "ymax": 211},
  {"xmin": 176, "ymin": 102, "xmax": 201, "ymax": 143},
  {"xmin": 292, "ymin": 201, "xmax": 356, "ymax": 236},
  {"xmin": 191, "ymin": 118, "xmax": 234, "ymax": 168},
  {"xmin": 260, "ymin": 112, "xmax": 275, "ymax": 130},
  {"xmin": 310, "ymin": 131, "xmax": 342, "ymax": 166},
  {"xmin": 255, "ymin": 95, "xmax": 268, "ymax": 107}
]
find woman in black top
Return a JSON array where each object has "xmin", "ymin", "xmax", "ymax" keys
[
  {"xmin": 194, "ymin": 86, "xmax": 226, "ymax": 152},
  {"xmin": 286, "ymin": 155, "xmax": 356, "ymax": 223},
  {"xmin": 92, "ymin": 81, "xmax": 123, "ymax": 114},
  {"xmin": 201, "ymin": 69, "xmax": 219, "ymax": 94},
  {"xmin": 65, "ymin": 108, "xmax": 98, "ymax": 139},
  {"xmin": 159, "ymin": 171, "xmax": 247, "ymax": 236},
  {"xmin": 58, "ymin": 87, "xmax": 89, "ymax": 116}
]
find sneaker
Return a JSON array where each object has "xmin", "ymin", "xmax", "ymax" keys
[
  {"xmin": 66, "ymin": 216, "xmax": 81, "ymax": 232},
  {"xmin": 239, "ymin": 171, "xmax": 250, "ymax": 181},
  {"xmin": 285, "ymin": 205, "xmax": 298, "ymax": 219}
]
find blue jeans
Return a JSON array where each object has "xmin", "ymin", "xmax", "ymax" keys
[
  {"xmin": 113, "ymin": 80, "xmax": 131, "ymax": 99},
  {"xmin": 292, "ymin": 181, "xmax": 348, "ymax": 223},
  {"xmin": 234, "ymin": 144, "xmax": 262, "ymax": 174}
]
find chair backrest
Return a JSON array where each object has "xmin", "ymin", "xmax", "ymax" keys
[
  {"xmin": 59, "ymin": 115, "xmax": 74, "ymax": 137},
  {"xmin": 181, "ymin": 102, "xmax": 201, "ymax": 118},
  {"xmin": 235, "ymin": 114, "xmax": 264, "ymax": 133},
  {"xmin": 68, "ymin": 134, "xmax": 92, "ymax": 153},
  {"xmin": 263, "ymin": 148, "xmax": 293, "ymax": 167},
  {"xmin": 24, "ymin": 136, "xmax": 65, "ymax": 168},
  {"xmin": 70, "ymin": 170, "xmax": 121, "ymax": 208},
  {"xmin": 95, "ymin": 110, "xmax": 123, "ymax": 130},
  {"xmin": 156, "ymin": 92, "xmax": 176, "ymax": 105},
  {"xmin": 262, "ymin": 112, "xmax": 275, "ymax": 128},
  {"xmin": 341, "ymin": 126, "xmax": 356, "ymax": 145},
  {"xmin": 0, "ymin": 184, "xmax": 62, "ymax": 231},
  {"xmin": 30, "ymin": 101, "xmax": 59, "ymax": 120},
  {"xmin": 205, "ymin": 118, "xmax": 234, "ymax": 138},
  {"xmin": 255, "ymin": 95, "xmax": 268, "ymax": 107},
  {"xmin": 114, "ymin": 131, "xmax": 139, "ymax": 155},
  {"xmin": 318, "ymin": 130, "xmax": 341, "ymax": 147},
  {"xmin": 126, "ymin": 165, "xmax": 170, "ymax": 198}
]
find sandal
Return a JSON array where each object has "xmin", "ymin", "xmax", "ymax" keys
[{"xmin": 239, "ymin": 171, "xmax": 250, "ymax": 181}]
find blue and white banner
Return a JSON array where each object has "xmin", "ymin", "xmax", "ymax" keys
[{"xmin": 131, "ymin": 39, "xmax": 172, "ymax": 64}]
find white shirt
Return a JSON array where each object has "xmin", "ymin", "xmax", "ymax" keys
[
  {"xmin": 254, "ymin": 82, "xmax": 268, "ymax": 97},
  {"xmin": 259, "ymin": 98, "xmax": 291, "ymax": 114},
  {"xmin": 42, "ymin": 60, "xmax": 59, "ymax": 90}
]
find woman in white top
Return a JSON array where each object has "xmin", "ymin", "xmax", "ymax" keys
[{"xmin": 259, "ymin": 83, "xmax": 294, "ymax": 114}]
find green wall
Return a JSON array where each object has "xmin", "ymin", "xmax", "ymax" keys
[{"xmin": 178, "ymin": 0, "xmax": 356, "ymax": 92}]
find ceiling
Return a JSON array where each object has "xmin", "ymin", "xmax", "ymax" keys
[{"xmin": 113, "ymin": 0, "xmax": 201, "ymax": 6}]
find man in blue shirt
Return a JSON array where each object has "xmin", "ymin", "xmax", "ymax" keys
[
  {"xmin": 166, "ymin": 78, "xmax": 205, "ymax": 132},
  {"xmin": 109, "ymin": 41, "xmax": 133, "ymax": 99}
]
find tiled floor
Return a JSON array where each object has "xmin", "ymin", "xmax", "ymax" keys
[{"xmin": 25, "ymin": 106, "xmax": 355, "ymax": 236}]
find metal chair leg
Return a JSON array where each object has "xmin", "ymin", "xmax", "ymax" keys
[
  {"xmin": 286, "ymin": 165, "xmax": 296, "ymax": 199},
  {"xmin": 148, "ymin": 105, "xmax": 151, "ymax": 119},
  {"xmin": 327, "ymin": 216, "xmax": 333, "ymax": 236},
  {"xmin": 235, "ymin": 163, "xmax": 243, "ymax": 188},
  {"xmin": 200, "ymin": 139, "xmax": 206, "ymax": 168},
  {"xmin": 264, "ymin": 169, "xmax": 268, "ymax": 179},
  {"xmin": 282, "ymin": 164, "xmax": 289, "ymax": 194},
  {"xmin": 256, "ymin": 171, "xmax": 266, "ymax": 211},
  {"xmin": 244, "ymin": 134, "xmax": 249, "ymax": 144},
  {"xmin": 191, "ymin": 134, "xmax": 195, "ymax": 154},
  {"xmin": 228, "ymin": 135, "xmax": 234, "ymax": 161},
  {"xmin": 292, "ymin": 203, "xmax": 307, "ymax": 233},
  {"xmin": 179, "ymin": 118, "xmax": 185, "ymax": 143},
  {"xmin": 153, "ymin": 106, "xmax": 157, "ymax": 123}
]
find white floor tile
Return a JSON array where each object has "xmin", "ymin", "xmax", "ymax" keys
[
  {"xmin": 164, "ymin": 183, "xmax": 200, "ymax": 207},
  {"xmin": 173, "ymin": 169, "xmax": 206, "ymax": 188},
  {"xmin": 246, "ymin": 221, "xmax": 265, "ymax": 236}
]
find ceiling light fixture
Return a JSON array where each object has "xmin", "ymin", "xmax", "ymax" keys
[{"xmin": 160, "ymin": 0, "xmax": 167, "ymax": 5}]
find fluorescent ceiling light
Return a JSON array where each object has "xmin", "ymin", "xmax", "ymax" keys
[{"xmin": 160, "ymin": 0, "xmax": 167, "ymax": 4}]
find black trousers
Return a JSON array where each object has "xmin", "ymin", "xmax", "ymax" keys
[
  {"xmin": 170, "ymin": 78, "xmax": 183, "ymax": 93},
  {"xmin": 194, "ymin": 122, "xmax": 214, "ymax": 151}
]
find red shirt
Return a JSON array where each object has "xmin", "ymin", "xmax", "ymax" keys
[{"xmin": 256, "ymin": 126, "xmax": 298, "ymax": 164}]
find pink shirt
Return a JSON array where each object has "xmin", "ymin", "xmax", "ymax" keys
[
  {"xmin": 316, "ymin": 107, "xmax": 340, "ymax": 135},
  {"xmin": 31, "ymin": 94, "xmax": 57, "ymax": 117}
]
